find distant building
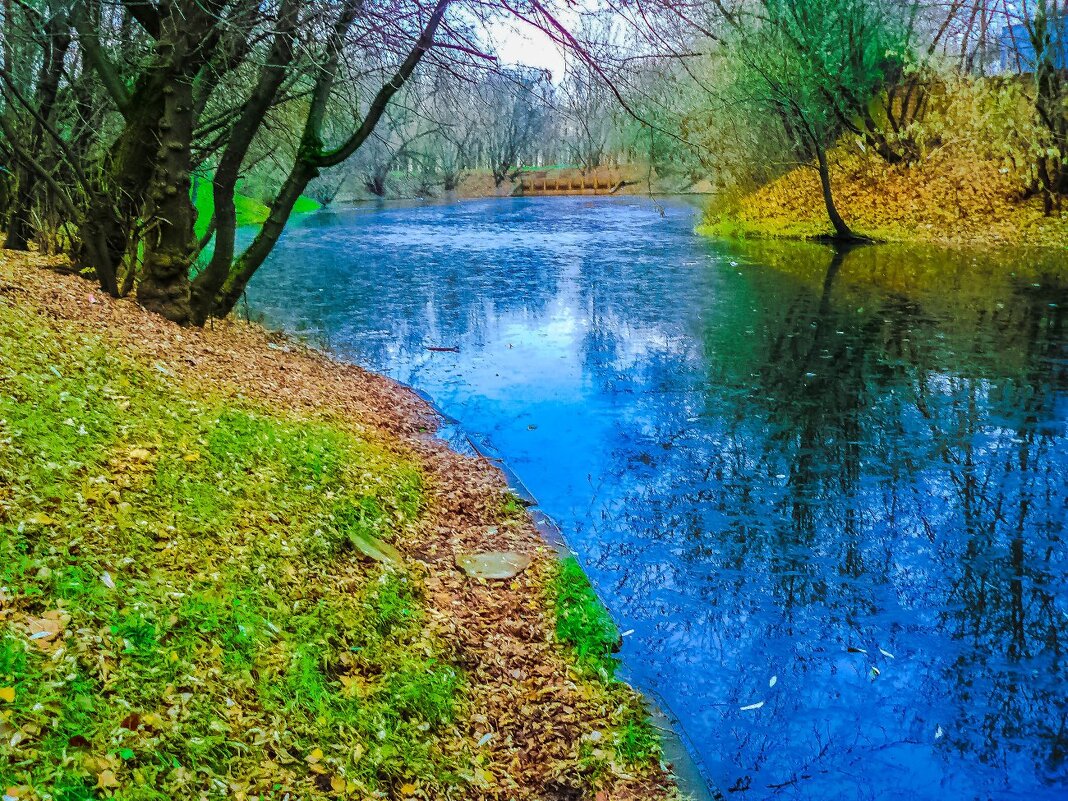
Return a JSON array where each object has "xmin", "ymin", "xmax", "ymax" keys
[{"xmin": 1000, "ymin": 12, "xmax": 1068, "ymax": 72}]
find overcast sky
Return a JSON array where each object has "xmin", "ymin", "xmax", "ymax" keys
[{"xmin": 492, "ymin": 21, "xmax": 568, "ymax": 77}]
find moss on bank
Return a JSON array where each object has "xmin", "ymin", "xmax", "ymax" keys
[{"xmin": 192, "ymin": 181, "xmax": 321, "ymax": 239}]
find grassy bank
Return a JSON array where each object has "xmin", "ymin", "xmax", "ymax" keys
[
  {"xmin": 699, "ymin": 152, "xmax": 1068, "ymax": 249},
  {"xmin": 0, "ymin": 251, "xmax": 674, "ymax": 801},
  {"xmin": 551, "ymin": 559, "xmax": 660, "ymax": 776},
  {"xmin": 191, "ymin": 182, "xmax": 321, "ymax": 239}
]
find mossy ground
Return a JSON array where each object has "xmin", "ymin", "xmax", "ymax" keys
[{"xmin": 0, "ymin": 251, "xmax": 676, "ymax": 801}]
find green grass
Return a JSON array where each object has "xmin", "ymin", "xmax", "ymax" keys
[
  {"xmin": 552, "ymin": 558, "xmax": 621, "ymax": 680},
  {"xmin": 291, "ymin": 195, "xmax": 322, "ymax": 215},
  {"xmin": 192, "ymin": 180, "xmax": 321, "ymax": 239},
  {"xmin": 550, "ymin": 557, "xmax": 662, "ymax": 769},
  {"xmin": 0, "ymin": 303, "xmax": 464, "ymax": 799}
]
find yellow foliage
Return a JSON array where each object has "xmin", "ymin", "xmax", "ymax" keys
[{"xmin": 703, "ymin": 76, "xmax": 1068, "ymax": 248}]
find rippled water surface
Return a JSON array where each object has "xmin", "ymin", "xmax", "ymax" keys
[{"xmin": 246, "ymin": 197, "xmax": 1068, "ymax": 800}]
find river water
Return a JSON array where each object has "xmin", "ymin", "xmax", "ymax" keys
[{"xmin": 245, "ymin": 196, "xmax": 1067, "ymax": 800}]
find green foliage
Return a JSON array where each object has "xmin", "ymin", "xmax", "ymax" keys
[
  {"xmin": 552, "ymin": 557, "xmax": 621, "ymax": 680},
  {"xmin": 614, "ymin": 704, "xmax": 662, "ymax": 765},
  {"xmin": 0, "ymin": 304, "xmax": 464, "ymax": 798},
  {"xmin": 191, "ymin": 180, "xmax": 320, "ymax": 239},
  {"xmin": 729, "ymin": 0, "xmax": 911, "ymax": 157}
]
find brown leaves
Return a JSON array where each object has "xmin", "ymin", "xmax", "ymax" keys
[{"xmin": 18, "ymin": 610, "xmax": 68, "ymax": 653}]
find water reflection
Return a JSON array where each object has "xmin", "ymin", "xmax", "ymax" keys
[{"xmin": 246, "ymin": 197, "xmax": 1067, "ymax": 800}]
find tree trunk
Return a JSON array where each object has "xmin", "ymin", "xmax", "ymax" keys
[
  {"xmin": 815, "ymin": 144, "xmax": 859, "ymax": 241},
  {"xmin": 80, "ymin": 217, "xmax": 120, "ymax": 297},
  {"xmin": 188, "ymin": 0, "xmax": 299, "ymax": 325},
  {"xmin": 201, "ymin": 0, "xmax": 449, "ymax": 323},
  {"xmin": 138, "ymin": 70, "xmax": 195, "ymax": 323},
  {"xmin": 210, "ymin": 159, "xmax": 320, "ymax": 318},
  {"xmin": 3, "ymin": 7, "xmax": 71, "ymax": 251},
  {"xmin": 3, "ymin": 168, "xmax": 33, "ymax": 250}
]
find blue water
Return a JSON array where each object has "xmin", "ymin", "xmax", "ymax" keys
[{"xmin": 245, "ymin": 196, "xmax": 1068, "ymax": 800}]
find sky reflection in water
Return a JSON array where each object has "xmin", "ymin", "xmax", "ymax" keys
[{"xmin": 246, "ymin": 197, "xmax": 1068, "ymax": 800}]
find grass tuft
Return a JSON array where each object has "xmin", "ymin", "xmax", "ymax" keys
[
  {"xmin": 550, "ymin": 557, "xmax": 662, "ymax": 769},
  {"xmin": 553, "ymin": 557, "xmax": 621, "ymax": 679}
]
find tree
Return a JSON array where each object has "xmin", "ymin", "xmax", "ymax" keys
[
  {"xmin": 478, "ymin": 68, "xmax": 551, "ymax": 186},
  {"xmin": 1021, "ymin": 1, "xmax": 1067, "ymax": 210},
  {"xmin": 726, "ymin": 0, "xmax": 911, "ymax": 240},
  {"xmin": 0, "ymin": 0, "xmax": 451, "ymax": 324}
]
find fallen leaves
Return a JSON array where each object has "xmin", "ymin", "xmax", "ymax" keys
[
  {"xmin": 23, "ymin": 513, "xmax": 56, "ymax": 526},
  {"xmin": 715, "ymin": 147, "xmax": 1068, "ymax": 249},
  {"xmin": 0, "ymin": 251, "xmax": 674, "ymax": 801},
  {"xmin": 348, "ymin": 530, "xmax": 404, "ymax": 565}
]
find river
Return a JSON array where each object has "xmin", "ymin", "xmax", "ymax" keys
[{"xmin": 244, "ymin": 196, "xmax": 1067, "ymax": 800}]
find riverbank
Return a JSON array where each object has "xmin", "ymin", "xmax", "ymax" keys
[
  {"xmin": 0, "ymin": 250, "xmax": 676, "ymax": 800},
  {"xmin": 699, "ymin": 152, "xmax": 1068, "ymax": 249}
]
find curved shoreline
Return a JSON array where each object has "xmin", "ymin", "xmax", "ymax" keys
[{"xmin": 408, "ymin": 388, "xmax": 722, "ymax": 801}]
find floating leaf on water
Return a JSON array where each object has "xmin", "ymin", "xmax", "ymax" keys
[
  {"xmin": 455, "ymin": 551, "xmax": 532, "ymax": 580},
  {"xmin": 847, "ymin": 646, "xmax": 867, "ymax": 654},
  {"xmin": 879, "ymin": 648, "xmax": 895, "ymax": 659},
  {"xmin": 935, "ymin": 725, "xmax": 944, "ymax": 740},
  {"xmin": 348, "ymin": 531, "xmax": 403, "ymax": 565},
  {"xmin": 740, "ymin": 701, "xmax": 764, "ymax": 711},
  {"xmin": 621, "ymin": 629, "xmax": 635, "ymax": 637},
  {"xmin": 869, "ymin": 666, "xmax": 880, "ymax": 679},
  {"xmin": 769, "ymin": 675, "xmax": 777, "ymax": 688}
]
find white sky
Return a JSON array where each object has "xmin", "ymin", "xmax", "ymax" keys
[{"xmin": 490, "ymin": 20, "xmax": 570, "ymax": 78}]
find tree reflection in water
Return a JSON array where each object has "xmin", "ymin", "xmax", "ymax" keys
[
  {"xmin": 245, "ymin": 198, "xmax": 1067, "ymax": 800},
  {"xmin": 593, "ymin": 243, "xmax": 1067, "ymax": 798}
]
